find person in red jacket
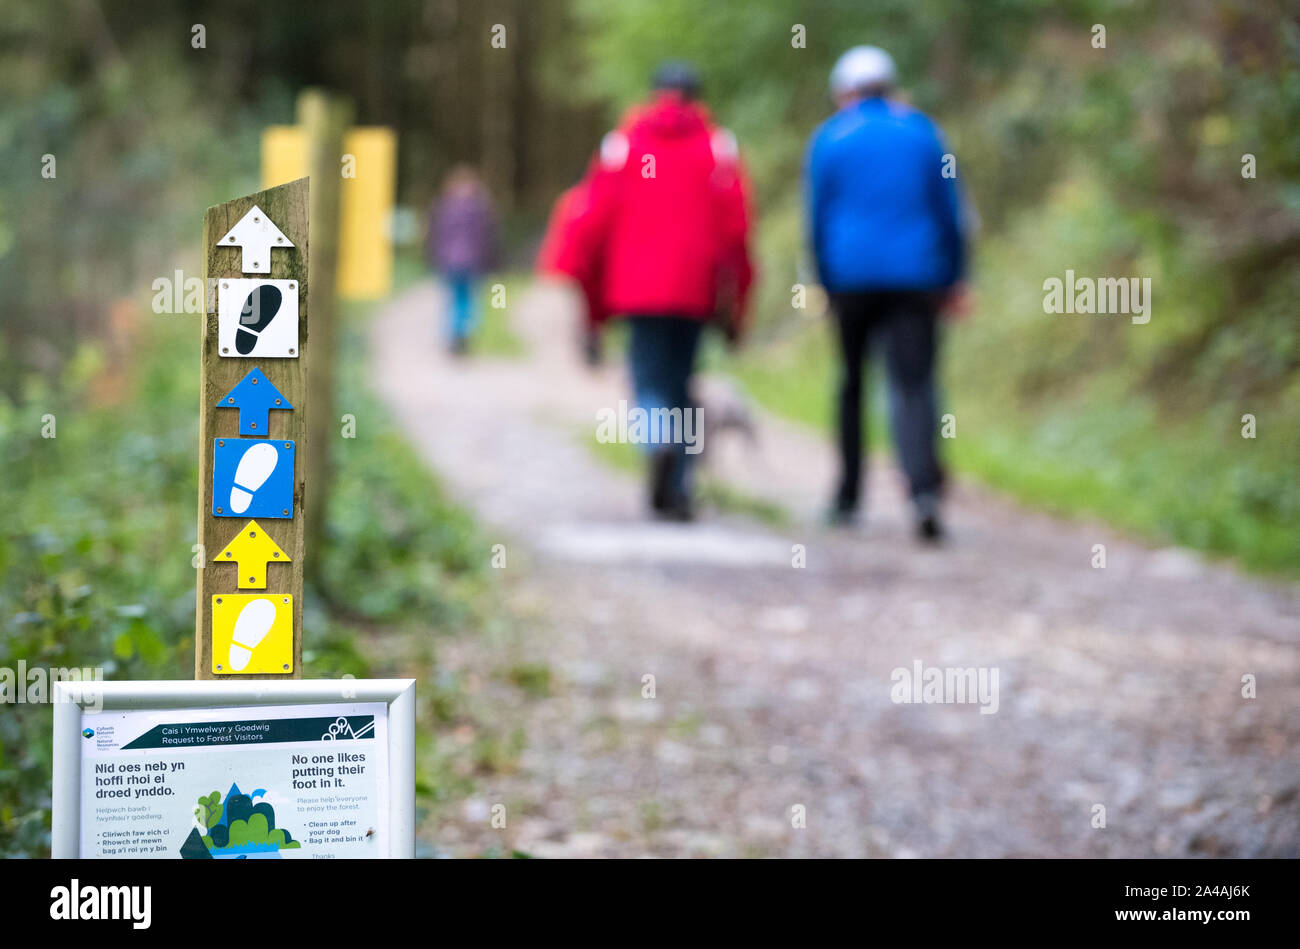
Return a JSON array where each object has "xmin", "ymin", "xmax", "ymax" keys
[{"xmin": 555, "ymin": 62, "xmax": 755, "ymax": 520}]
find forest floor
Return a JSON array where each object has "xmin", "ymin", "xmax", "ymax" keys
[{"xmin": 371, "ymin": 279, "xmax": 1299, "ymax": 858}]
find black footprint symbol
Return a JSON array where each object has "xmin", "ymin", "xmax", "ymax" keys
[{"xmin": 235, "ymin": 285, "xmax": 283, "ymax": 355}]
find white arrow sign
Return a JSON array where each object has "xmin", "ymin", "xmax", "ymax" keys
[{"xmin": 217, "ymin": 205, "xmax": 293, "ymax": 274}]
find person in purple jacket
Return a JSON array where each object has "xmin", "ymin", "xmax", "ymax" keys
[{"xmin": 427, "ymin": 165, "xmax": 499, "ymax": 354}]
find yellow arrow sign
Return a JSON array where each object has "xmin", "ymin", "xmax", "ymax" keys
[{"xmin": 213, "ymin": 520, "xmax": 290, "ymax": 589}]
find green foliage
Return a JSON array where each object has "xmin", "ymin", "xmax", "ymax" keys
[
  {"xmin": 196, "ymin": 791, "xmax": 222, "ymax": 831},
  {"xmin": 0, "ymin": 6, "xmax": 265, "ymax": 390},
  {"xmin": 320, "ymin": 427, "xmax": 482, "ymax": 624},
  {"xmin": 315, "ymin": 309, "xmax": 490, "ymax": 634},
  {"xmin": 0, "ymin": 322, "xmax": 198, "ymax": 857},
  {"xmin": 218, "ymin": 812, "xmax": 298, "ymax": 850},
  {"xmin": 505, "ymin": 662, "xmax": 552, "ymax": 699}
]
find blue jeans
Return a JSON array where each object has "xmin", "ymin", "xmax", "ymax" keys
[
  {"xmin": 445, "ymin": 272, "xmax": 478, "ymax": 342},
  {"xmin": 626, "ymin": 315, "xmax": 704, "ymax": 503}
]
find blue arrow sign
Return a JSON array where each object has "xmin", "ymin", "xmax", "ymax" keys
[{"xmin": 216, "ymin": 368, "xmax": 293, "ymax": 436}]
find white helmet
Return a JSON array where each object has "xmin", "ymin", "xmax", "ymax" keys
[{"xmin": 829, "ymin": 45, "xmax": 897, "ymax": 97}]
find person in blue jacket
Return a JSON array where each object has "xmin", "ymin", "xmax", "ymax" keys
[{"xmin": 806, "ymin": 45, "xmax": 969, "ymax": 540}]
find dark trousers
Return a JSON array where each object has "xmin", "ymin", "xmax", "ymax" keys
[
  {"xmin": 830, "ymin": 290, "xmax": 943, "ymax": 510},
  {"xmin": 626, "ymin": 315, "xmax": 704, "ymax": 502}
]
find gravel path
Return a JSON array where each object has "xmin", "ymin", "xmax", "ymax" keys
[{"xmin": 371, "ymin": 279, "xmax": 1299, "ymax": 858}]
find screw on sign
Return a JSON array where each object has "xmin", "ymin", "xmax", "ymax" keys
[{"xmin": 198, "ymin": 179, "xmax": 308, "ymax": 680}]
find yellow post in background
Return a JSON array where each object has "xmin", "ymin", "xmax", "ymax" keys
[
  {"xmin": 261, "ymin": 126, "xmax": 397, "ymax": 301},
  {"xmin": 337, "ymin": 128, "xmax": 397, "ymax": 300},
  {"xmin": 261, "ymin": 125, "xmax": 307, "ymax": 199}
]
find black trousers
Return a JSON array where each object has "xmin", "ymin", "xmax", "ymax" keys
[{"xmin": 830, "ymin": 290, "xmax": 944, "ymax": 510}]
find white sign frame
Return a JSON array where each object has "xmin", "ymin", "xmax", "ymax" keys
[
  {"xmin": 217, "ymin": 278, "xmax": 300, "ymax": 358},
  {"xmin": 52, "ymin": 679, "xmax": 415, "ymax": 858}
]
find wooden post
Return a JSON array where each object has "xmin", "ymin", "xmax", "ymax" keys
[
  {"xmin": 196, "ymin": 178, "xmax": 309, "ymax": 680},
  {"xmin": 298, "ymin": 89, "xmax": 352, "ymax": 569}
]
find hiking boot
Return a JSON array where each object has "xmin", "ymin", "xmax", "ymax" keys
[
  {"xmin": 914, "ymin": 492, "xmax": 944, "ymax": 543},
  {"xmin": 657, "ymin": 496, "xmax": 696, "ymax": 523},
  {"xmin": 649, "ymin": 449, "xmax": 676, "ymax": 513}
]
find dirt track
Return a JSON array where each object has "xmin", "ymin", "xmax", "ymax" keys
[{"xmin": 371, "ymin": 280, "xmax": 1299, "ymax": 858}]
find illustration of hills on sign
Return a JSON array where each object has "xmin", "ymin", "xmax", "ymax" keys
[
  {"xmin": 216, "ymin": 368, "xmax": 293, "ymax": 435},
  {"xmin": 218, "ymin": 204, "xmax": 293, "ymax": 274},
  {"xmin": 214, "ymin": 520, "xmax": 290, "ymax": 589}
]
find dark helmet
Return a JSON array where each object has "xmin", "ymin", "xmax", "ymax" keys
[{"xmin": 652, "ymin": 61, "xmax": 702, "ymax": 99}]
